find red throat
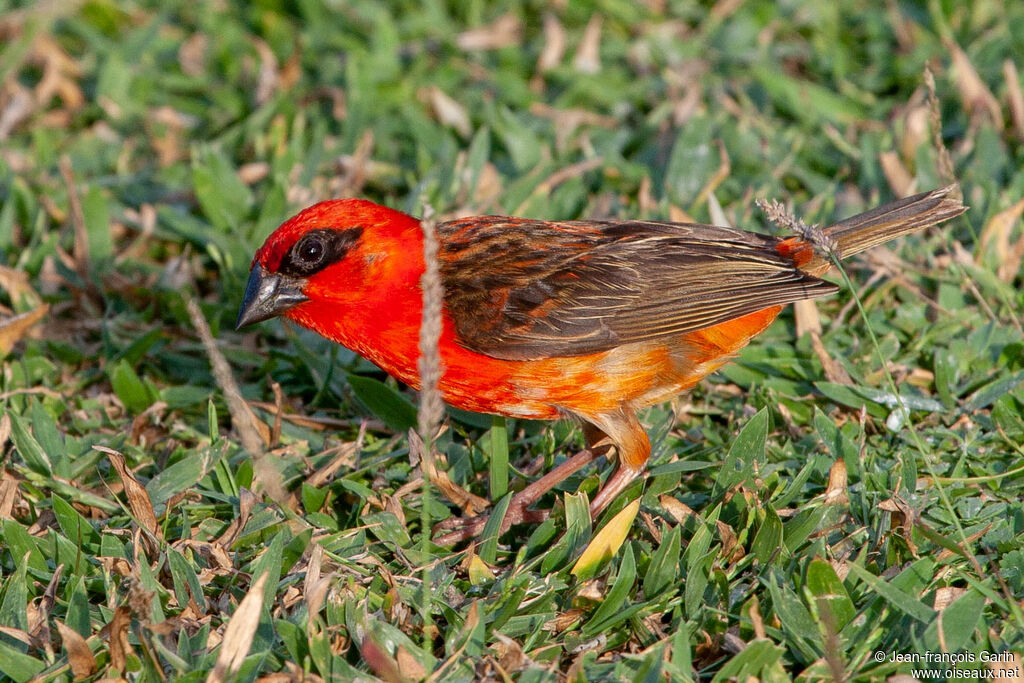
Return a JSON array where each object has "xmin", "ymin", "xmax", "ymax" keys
[{"xmin": 270, "ymin": 201, "xmax": 427, "ymax": 383}]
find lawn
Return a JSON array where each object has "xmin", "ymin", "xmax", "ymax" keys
[{"xmin": 1, "ymin": 1, "xmax": 1023, "ymax": 680}]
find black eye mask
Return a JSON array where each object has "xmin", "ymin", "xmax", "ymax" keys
[{"xmin": 277, "ymin": 227, "xmax": 364, "ymax": 277}]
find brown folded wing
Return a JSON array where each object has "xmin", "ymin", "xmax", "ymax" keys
[{"xmin": 438, "ymin": 217, "xmax": 837, "ymax": 361}]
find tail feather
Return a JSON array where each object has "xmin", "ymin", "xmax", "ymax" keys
[{"xmin": 803, "ymin": 185, "xmax": 966, "ymax": 274}]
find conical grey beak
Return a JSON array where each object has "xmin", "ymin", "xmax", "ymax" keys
[{"xmin": 235, "ymin": 265, "xmax": 309, "ymax": 329}]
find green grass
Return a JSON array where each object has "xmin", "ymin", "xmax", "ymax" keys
[{"xmin": 1, "ymin": 0, "xmax": 1023, "ymax": 680}]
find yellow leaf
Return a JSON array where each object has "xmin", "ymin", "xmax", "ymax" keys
[
  {"xmin": 468, "ymin": 553, "xmax": 494, "ymax": 586},
  {"xmin": 0, "ymin": 304, "xmax": 48, "ymax": 356},
  {"xmin": 571, "ymin": 498, "xmax": 640, "ymax": 578}
]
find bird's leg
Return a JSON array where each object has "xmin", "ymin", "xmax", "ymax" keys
[
  {"xmin": 432, "ymin": 426, "xmax": 613, "ymax": 546},
  {"xmin": 588, "ymin": 464, "xmax": 643, "ymax": 516},
  {"xmin": 585, "ymin": 408, "xmax": 651, "ymax": 518}
]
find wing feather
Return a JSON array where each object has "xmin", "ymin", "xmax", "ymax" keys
[{"xmin": 438, "ymin": 217, "xmax": 836, "ymax": 360}]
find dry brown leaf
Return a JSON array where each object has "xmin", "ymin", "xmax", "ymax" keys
[
  {"xmin": 933, "ymin": 586, "xmax": 966, "ymax": 611},
  {"xmin": 279, "ymin": 50, "xmax": 302, "ymax": 92},
  {"xmin": 978, "ymin": 198, "xmax": 1024, "ymax": 283},
  {"xmin": 56, "ymin": 620, "xmax": 96, "ymax": 679},
  {"xmin": 492, "ymin": 632, "xmax": 529, "ymax": 673},
  {"xmin": 901, "ymin": 103, "xmax": 930, "ymax": 164},
  {"xmin": 361, "ymin": 635, "xmax": 404, "ymax": 683},
  {"xmin": 544, "ymin": 608, "xmax": 585, "ymax": 634},
  {"xmin": 878, "ymin": 497, "xmax": 918, "ymax": 539},
  {"xmin": 0, "ymin": 413, "xmax": 10, "ymax": 448},
  {"xmin": 810, "ymin": 331, "xmax": 852, "ymax": 385},
  {"xmin": 129, "ymin": 400, "xmax": 168, "ymax": 446},
  {"xmin": 98, "ymin": 446, "xmax": 160, "ymax": 539},
  {"xmin": 537, "ymin": 14, "xmax": 566, "ymax": 72},
  {"xmin": 794, "ymin": 299, "xmax": 822, "ymax": 337},
  {"xmin": 36, "ymin": 563, "xmax": 62, "ymax": 626},
  {"xmin": 0, "ymin": 624, "xmax": 33, "ymax": 648},
  {"xmin": 638, "ymin": 176, "xmax": 655, "ymax": 215},
  {"xmin": 107, "ymin": 606, "xmax": 133, "ymax": 674},
  {"xmin": 830, "ymin": 559, "xmax": 850, "ymax": 582},
  {"xmin": 253, "ymin": 39, "xmax": 279, "ymax": 105},
  {"xmin": 408, "ymin": 430, "xmax": 490, "ymax": 514},
  {"xmin": 148, "ymin": 107, "xmax": 190, "ymax": 166},
  {"xmin": 238, "ymin": 162, "xmax": 270, "ymax": 185},
  {"xmin": 748, "ymin": 597, "xmax": 767, "ymax": 640},
  {"xmin": 206, "ymin": 543, "xmax": 233, "ymax": 570},
  {"xmin": 395, "ymin": 646, "xmax": 427, "ymax": 681},
  {"xmin": 0, "ymin": 83, "xmax": 35, "ymax": 140},
  {"xmin": 948, "ymin": 40, "xmax": 1003, "ymax": 130},
  {"xmin": 716, "ymin": 520, "xmax": 744, "ymax": 564},
  {"xmin": 575, "ymin": 579, "xmax": 605, "ymax": 604},
  {"xmin": 472, "ymin": 162, "xmax": 502, "ymax": 208},
  {"xmin": 710, "ymin": 0, "xmax": 744, "ymax": 20},
  {"xmin": 425, "ymin": 86, "xmax": 471, "ymax": 138},
  {"xmin": 639, "ymin": 509, "xmax": 662, "ymax": 544},
  {"xmin": 304, "ymin": 542, "xmax": 322, "ymax": 594},
  {"xmin": 216, "ymin": 487, "xmax": 257, "ymax": 548},
  {"xmin": 659, "ymin": 494, "xmax": 694, "ymax": 525},
  {"xmin": 33, "ymin": 35, "xmax": 83, "ymax": 108},
  {"xmin": 247, "ymin": 400, "xmax": 376, "ymax": 431},
  {"xmin": 573, "ymin": 15, "xmax": 602, "ymax": 74},
  {"xmin": 668, "ymin": 204, "xmax": 696, "ymax": 223},
  {"xmin": 879, "ymin": 150, "xmax": 915, "ymax": 197},
  {"xmin": 905, "ymin": 367, "xmax": 935, "ymax": 389},
  {"xmin": 97, "ymin": 556, "xmax": 132, "ymax": 577},
  {"xmin": 0, "ymin": 304, "xmax": 48, "ymax": 356},
  {"xmin": 989, "ymin": 652, "xmax": 1023, "ymax": 680},
  {"xmin": 304, "ymin": 544, "xmax": 334, "ymax": 630},
  {"xmin": 383, "ymin": 493, "xmax": 407, "ymax": 528},
  {"xmin": 823, "ymin": 459, "xmax": 849, "ymax": 505},
  {"xmin": 179, "ymin": 33, "xmax": 208, "ymax": 76},
  {"xmin": 306, "ymin": 438, "xmax": 362, "ymax": 488},
  {"xmin": 456, "ymin": 13, "xmax": 522, "ymax": 51},
  {"xmin": 58, "ymin": 156, "xmax": 92, "ymax": 280},
  {"xmin": 1005, "ymin": 60, "xmax": 1024, "ymax": 140},
  {"xmin": 530, "ymin": 102, "xmax": 616, "ymax": 153},
  {"xmin": 0, "ymin": 264, "xmax": 41, "ymax": 307},
  {"xmin": 175, "ymin": 540, "xmax": 234, "ymax": 576},
  {"xmin": 26, "ymin": 564, "xmax": 60, "ymax": 657},
  {"xmin": 666, "ymin": 60, "xmax": 707, "ymax": 126},
  {"xmin": 568, "ymin": 633, "xmax": 606, "ymax": 655},
  {"xmin": 206, "ymin": 573, "xmax": 269, "ymax": 683},
  {"xmin": 0, "ymin": 469, "xmax": 18, "ymax": 519},
  {"xmin": 951, "ymin": 240, "xmax": 975, "ymax": 267},
  {"xmin": 257, "ymin": 662, "xmax": 324, "ymax": 683}
]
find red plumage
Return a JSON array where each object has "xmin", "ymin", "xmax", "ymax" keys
[{"xmin": 238, "ymin": 187, "xmax": 965, "ymax": 543}]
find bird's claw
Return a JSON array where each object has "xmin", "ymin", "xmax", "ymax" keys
[{"xmin": 432, "ymin": 505, "xmax": 550, "ymax": 546}]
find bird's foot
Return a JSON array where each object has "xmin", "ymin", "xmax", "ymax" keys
[
  {"xmin": 432, "ymin": 447, "xmax": 601, "ymax": 546},
  {"xmin": 432, "ymin": 505, "xmax": 550, "ymax": 546}
]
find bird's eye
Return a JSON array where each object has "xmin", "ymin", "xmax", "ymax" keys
[
  {"xmin": 298, "ymin": 237, "xmax": 325, "ymax": 265},
  {"xmin": 278, "ymin": 226, "xmax": 363, "ymax": 277}
]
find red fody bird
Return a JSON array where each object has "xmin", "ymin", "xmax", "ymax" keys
[{"xmin": 237, "ymin": 186, "xmax": 964, "ymax": 544}]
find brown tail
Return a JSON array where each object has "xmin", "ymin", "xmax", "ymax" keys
[{"xmin": 803, "ymin": 185, "xmax": 966, "ymax": 274}]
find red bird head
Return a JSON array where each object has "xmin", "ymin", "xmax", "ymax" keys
[{"xmin": 236, "ymin": 199, "xmax": 423, "ymax": 335}]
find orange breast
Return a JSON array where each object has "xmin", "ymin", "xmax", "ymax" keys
[{"xmin": 441, "ymin": 305, "xmax": 786, "ymax": 422}]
